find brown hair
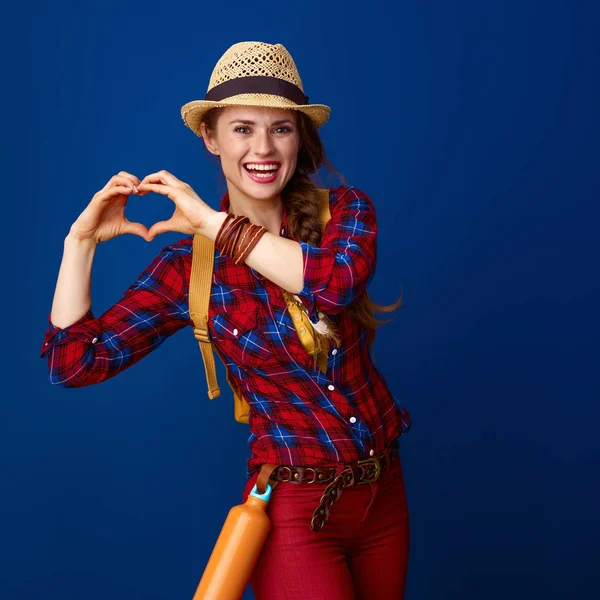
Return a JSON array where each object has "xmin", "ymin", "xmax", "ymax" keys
[{"xmin": 201, "ymin": 108, "xmax": 402, "ymax": 350}]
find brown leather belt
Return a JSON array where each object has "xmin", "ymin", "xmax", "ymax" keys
[{"xmin": 255, "ymin": 439, "xmax": 399, "ymax": 532}]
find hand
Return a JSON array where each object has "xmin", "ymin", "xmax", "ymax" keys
[
  {"xmin": 69, "ymin": 172, "xmax": 151, "ymax": 244},
  {"xmin": 137, "ymin": 170, "xmax": 217, "ymax": 241}
]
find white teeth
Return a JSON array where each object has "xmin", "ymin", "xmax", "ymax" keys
[
  {"xmin": 249, "ymin": 171, "xmax": 276, "ymax": 178},
  {"xmin": 245, "ymin": 163, "xmax": 279, "ymax": 171}
]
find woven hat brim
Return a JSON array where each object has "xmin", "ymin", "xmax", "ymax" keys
[{"xmin": 181, "ymin": 94, "xmax": 331, "ymax": 138}]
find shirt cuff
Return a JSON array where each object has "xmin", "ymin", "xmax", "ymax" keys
[
  {"xmin": 296, "ymin": 242, "xmax": 334, "ymax": 324},
  {"xmin": 40, "ymin": 308, "xmax": 102, "ymax": 358}
]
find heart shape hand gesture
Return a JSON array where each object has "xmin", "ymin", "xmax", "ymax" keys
[
  {"xmin": 138, "ymin": 170, "xmax": 216, "ymax": 241},
  {"xmin": 69, "ymin": 170, "xmax": 218, "ymax": 245}
]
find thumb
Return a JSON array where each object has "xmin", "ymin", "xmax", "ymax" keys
[
  {"xmin": 148, "ymin": 219, "xmax": 174, "ymax": 241},
  {"xmin": 122, "ymin": 221, "xmax": 152, "ymax": 242}
]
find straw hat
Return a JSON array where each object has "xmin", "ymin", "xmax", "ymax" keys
[{"xmin": 180, "ymin": 41, "xmax": 331, "ymax": 138}]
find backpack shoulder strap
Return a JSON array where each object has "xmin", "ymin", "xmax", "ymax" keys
[
  {"xmin": 189, "ymin": 234, "xmax": 221, "ymax": 400},
  {"xmin": 189, "ymin": 233, "xmax": 251, "ymax": 423},
  {"xmin": 317, "ymin": 187, "xmax": 331, "ymax": 223}
]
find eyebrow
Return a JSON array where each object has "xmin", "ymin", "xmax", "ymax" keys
[{"xmin": 228, "ymin": 119, "xmax": 295, "ymax": 126}]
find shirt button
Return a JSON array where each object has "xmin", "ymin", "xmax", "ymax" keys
[
  {"xmin": 349, "ymin": 416, "xmax": 357, "ymax": 424},
  {"xmin": 369, "ymin": 449, "xmax": 375, "ymax": 456},
  {"xmin": 91, "ymin": 337, "xmax": 98, "ymax": 344},
  {"xmin": 299, "ymin": 327, "xmax": 306, "ymax": 334},
  {"xmin": 293, "ymin": 314, "xmax": 301, "ymax": 321},
  {"xmin": 233, "ymin": 328, "xmax": 239, "ymax": 337},
  {"xmin": 327, "ymin": 384, "xmax": 335, "ymax": 391},
  {"xmin": 332, "ymin": 348, "xmax": 338, "ymax": 355}
]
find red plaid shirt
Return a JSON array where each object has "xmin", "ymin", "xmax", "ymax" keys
[{"xmin": 40, "ymin": 186, "xmax": 411, "ymax": 478}]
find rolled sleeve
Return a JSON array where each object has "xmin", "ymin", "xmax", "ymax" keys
[
  {"xmin": 40, "ymin": 309, "xmax": 102, "ymax": 358},
  {"xmin": 40, "ymin": 241, "xmax": 190, "ymax": 387},
  {"xmin": 297, "ymin": 187, "xmax": 377, "ymax": 320}
]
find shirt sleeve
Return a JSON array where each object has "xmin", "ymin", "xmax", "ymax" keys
[
  {"xmin": 40, "ymin": 241, "xmax": 191, "ymax": 387},
  {"xmin": 296, "ymin": 186, "xmax": 378, "ymax": 320}
]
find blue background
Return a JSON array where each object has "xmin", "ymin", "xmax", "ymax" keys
[{"xmin": 3, "ymin": 0, "xmax": 598, "ymax": 598}]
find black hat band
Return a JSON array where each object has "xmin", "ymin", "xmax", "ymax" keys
[{"xmin": 205, "ymin": 76, "xmax": 309, "ymax": 105}]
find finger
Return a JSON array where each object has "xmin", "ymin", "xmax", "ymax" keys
[
  {"xmin": 94, "ymin": 185, "xmax": 134, "ymax": 202},
  {"xmin": 114, "ymin": 172, "xmax": 141, "ymax": 189},
  {"xmin": 139, "ymin": 170, "xmax": 180, "ymax": 187},
  {"xmin": 137, "ymin": 182, "xmax": 172, "ymax": 196},
  {"xmin": 117, "ymin": 171, "xmax": 141, "ymax": 186},
  {"xmin": 101, "ymin": 174, "xmax": 141, "ymax": 195},
  {"xmin": 100, "ymin": 174, "xmax": 138, "ymax": 192},
  {"xmin": 122, "ymin": 221, "xmax": 152, "ymax": 241},
  {"xmin": 148, "ymin": 220, "xmax": 175, "ymax": 240}
]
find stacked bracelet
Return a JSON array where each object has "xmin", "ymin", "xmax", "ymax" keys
[{"xmin": 214, "ymin": 213, "xmax": 268, "ymax": 265}]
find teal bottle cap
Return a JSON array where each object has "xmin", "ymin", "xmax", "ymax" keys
[{"xmin": 249, "ymin": 482, "xmax": 273, "ymax": 502}]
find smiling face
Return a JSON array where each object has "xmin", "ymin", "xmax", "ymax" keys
[{"xmin": 201, "ymin": 106, "xmax": 302, "ymax": 204}]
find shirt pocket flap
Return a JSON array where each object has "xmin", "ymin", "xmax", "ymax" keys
[
  {"xmin": 212, "ymin": 309, "xmax": 258, "ymax": 340},
  {"xmin": 211, "ymin": 307, "xmax": 272, "ymax": 366}
]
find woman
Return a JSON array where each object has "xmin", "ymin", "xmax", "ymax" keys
[{"xmin": 40, "ymin": 41, "xmax": 412, "ymax": 599}]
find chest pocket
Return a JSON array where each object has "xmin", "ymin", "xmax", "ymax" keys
[{"xmin": 210, "ymin": 307, "xmax": 272, "ymax": 369}]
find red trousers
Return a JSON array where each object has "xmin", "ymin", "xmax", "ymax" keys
[{"xmin": 241, "ymin": 450, "xmax": 410, "ymax": 600}]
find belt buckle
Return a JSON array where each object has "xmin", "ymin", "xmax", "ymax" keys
[{"xmin": 356, "ymin": 456, "xmax": 381, "ymax": 484}]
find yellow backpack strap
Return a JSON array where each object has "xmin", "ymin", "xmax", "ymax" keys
[
  {"xmin": 317, "ymin": 187, "xmax": 331, "ymax": 223},
  {"xmin": 316, "ymin": 188, "xmax": 332, "ymax": 373},
  {"xmin": 189, "ymin": 234, "xmax": 221, "ymax": 400},
  {"xmin": 226, "ymin": 365, "xmax": 251, "ymax": 424},
  {"xmin": 189, "ymin": 234, "xmax": 251, "ymax": 423}
]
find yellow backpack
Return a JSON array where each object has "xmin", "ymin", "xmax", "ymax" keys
[{"xmin": 189, "ymin": 188, "xmax": 332, "ymax": 423}]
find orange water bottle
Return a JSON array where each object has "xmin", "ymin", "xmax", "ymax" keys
[{"xmin": 192, "ymin": 481, "xmax": 274, "ymax": 600}]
